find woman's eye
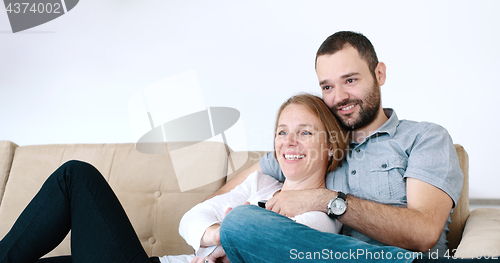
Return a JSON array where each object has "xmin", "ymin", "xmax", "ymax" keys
[
  {"xmin": 277, "ymin": 130, "xmax": 287, "ymax": 136},
  {"xmin": 301, "ymin": 131, "xmax": 312, "ymax": 136}
]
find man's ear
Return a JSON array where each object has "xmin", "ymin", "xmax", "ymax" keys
[{"xmin": 375, "ymin": 62, "xmax": 387, "ymax": 86}]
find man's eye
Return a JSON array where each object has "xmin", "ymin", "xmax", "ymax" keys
[
  {"xmin": 322, "ymin": 86, "xmax": 332, "ymax": 91},
  {"xmin": 346, "ymin": 79, "xmax": 355, "ymax": 84}
]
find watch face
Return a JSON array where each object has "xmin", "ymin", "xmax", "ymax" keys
[{"xmin": 331, "ymin": 199, "xmax": 347, "ymax": 215}]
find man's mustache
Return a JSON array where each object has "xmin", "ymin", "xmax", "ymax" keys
[{"xmin": 331, "ymin": 99, "xmax": 363, "ymax": 112}]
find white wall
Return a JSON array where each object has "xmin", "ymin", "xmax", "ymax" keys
[{"xmin": 1, "ymin": 0, "xmax": 499, "ymax": 199}]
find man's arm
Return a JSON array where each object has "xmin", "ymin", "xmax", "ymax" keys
[
  {"xmin": 266, "ymin": 178, "xmax": 453, "ymax": 252},
  {"xmin": 206, "ymin": 162, "xmax": 261, "ymax": 200},
  {"xmin": 338, "ymin": 178, "xmax": 452, "ymax": 252}
]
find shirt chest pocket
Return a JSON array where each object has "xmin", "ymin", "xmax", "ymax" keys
[{"xmin": 367, "ymin": 156, "xmax": 408, "ymax": 204}]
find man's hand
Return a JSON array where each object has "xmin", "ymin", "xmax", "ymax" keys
[{"xmin": 265, "ymin": 188, "xmax": 336, "ymax": 217}]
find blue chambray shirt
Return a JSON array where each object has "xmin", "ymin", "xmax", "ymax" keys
[{"xmin": 260, "ymin": 109, "xmax": 463, "ymax": 255}]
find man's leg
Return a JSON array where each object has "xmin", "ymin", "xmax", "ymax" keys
[
  {"xmin": 0, "ymin": 160, "xmax": 151, "ymax": 263},
  {"xmin": 220, "ymin": 205, "xmax": 415, "ymax": 263}
]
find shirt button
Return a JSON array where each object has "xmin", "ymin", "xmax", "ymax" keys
[
  {"xmin": 149, "ymin": 237, "xmax": 156, "ymax": 244},
  {"xmin": 351, "ymin": 170, "xmax": 356, "ymax": 175},
  {"xmin": 154, "ymin": 191, "xmax": 162, "ymax": 198},
  {"xmin": 355, "ymin": 148, "xmax": 361, "ymax": 153},
  {"xmin": 381, "ymin": 164, "xmax": 387, "ymax": 169}
]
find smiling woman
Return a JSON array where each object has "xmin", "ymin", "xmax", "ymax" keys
[
  {"xmin": 275, "ymin": 103, "xmax": 331, "ymax": 184},
  {"xmin": 273, "ymin": 93, "xmax": 348, "ymax": 177}
]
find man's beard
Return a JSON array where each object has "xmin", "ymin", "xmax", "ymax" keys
[{"xmin": 331, "ymin": 82, "xmax": 381, "ymax": 131}]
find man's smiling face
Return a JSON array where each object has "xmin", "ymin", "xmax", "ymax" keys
[{"xmin": 316, "ymin": 45, "xmax": 382, "ymax": 131}]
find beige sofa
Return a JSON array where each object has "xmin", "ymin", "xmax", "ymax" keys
[{"xmin": 0, "ymin": 141, "xmax": 499, "ymax": 259}]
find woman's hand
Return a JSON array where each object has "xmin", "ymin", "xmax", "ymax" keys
[
  {"xmin": 200, "ymin": 224, "xmax": 221, "ymax": 247},
  {"xmin": 191, "ymin": 246, "xmax": 230, "ymax": 263},
  {"xmin": 200, "ymin": 202, "xmax": 248, "ymax": 247},
  {"xmin": 196, "ymin": 202, "xmax": 248, "ymax": 262}
]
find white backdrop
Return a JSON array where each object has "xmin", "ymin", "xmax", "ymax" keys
[{"xmin": 1, "ymin": 0, "xmax": 499, "ymax": 199}]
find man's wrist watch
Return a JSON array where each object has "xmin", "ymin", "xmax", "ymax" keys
[{"xmin": 327, "ymin": 191, "xmax": 347, "ymax": 219}]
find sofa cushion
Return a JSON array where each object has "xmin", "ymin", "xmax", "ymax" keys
[
  {"xmin": 455, "ymin": 208, "xmax": 500, "ymax": 259},
  {"xmin": 0, "ymin": 142, "xmax": 228, "ymax": 257}
]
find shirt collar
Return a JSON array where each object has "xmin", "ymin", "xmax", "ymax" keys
[
  {"xmin": 376, "ymin": 108, "xmax": 398, "ymax": 138},
  {"xmin": 349, "ymin": 108, "xmax": 399, "ymax": 147}
]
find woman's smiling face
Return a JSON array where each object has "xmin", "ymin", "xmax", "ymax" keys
[{"xmin": 275, "ymin": 103, "xmax": 331, "ymax": 181}]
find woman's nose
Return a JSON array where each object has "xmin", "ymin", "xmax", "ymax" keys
[{"xmin": 286, "ymin": 133, "xmax": 298, "ymax": 145}]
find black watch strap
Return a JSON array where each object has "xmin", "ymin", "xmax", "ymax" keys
[{"xmin": 337, "ymin": 191, "xmax": 346, "ymax": 201}]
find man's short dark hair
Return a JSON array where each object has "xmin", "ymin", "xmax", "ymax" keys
[{"xmin": 316, "ymin": 31, "xmax": 379, "ymax": 79}]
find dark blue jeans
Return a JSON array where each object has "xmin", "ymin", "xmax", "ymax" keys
[{"xmin": 0, "ymin": 160, "xmax": 154, "ymax": 263}]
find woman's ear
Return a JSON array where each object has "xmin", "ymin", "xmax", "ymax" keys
[{"xmin": 328, "ymin": 145, "xmax": 334, "ymax": 159}]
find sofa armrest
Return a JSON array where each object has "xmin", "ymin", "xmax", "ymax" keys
[{"xmin": 454, "ymin": 208, "xmax": 500, "ymax": 259}]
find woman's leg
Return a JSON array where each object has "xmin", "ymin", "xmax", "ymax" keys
[{"xmin": 0, "ymin": 160, "xmax": 151, "ymax": 263}]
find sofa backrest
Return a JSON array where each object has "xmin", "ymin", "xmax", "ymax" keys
[
  {"xmin": 0, "ymin": 141, "xmax": 228, "ymax": 257},
  {"xmin": 448, "ymin": 144, "xmax": 470, "ymax": 252},
  {"xmin": 0, "ymin": 141, "xmax": 17, "ymax": 204},
  {"xmin": 226, "ymin": 150, "xmax": 267, "ymax": 182}
]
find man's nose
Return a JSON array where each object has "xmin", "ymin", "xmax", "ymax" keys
[{"xmin": 334, "ymin": 86, "xmax": 350, "ymax": 105}]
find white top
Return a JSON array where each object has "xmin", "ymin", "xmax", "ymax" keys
[{"xmin": 159, "ymin": 171, "xmax": 342, "ymax": 263}]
